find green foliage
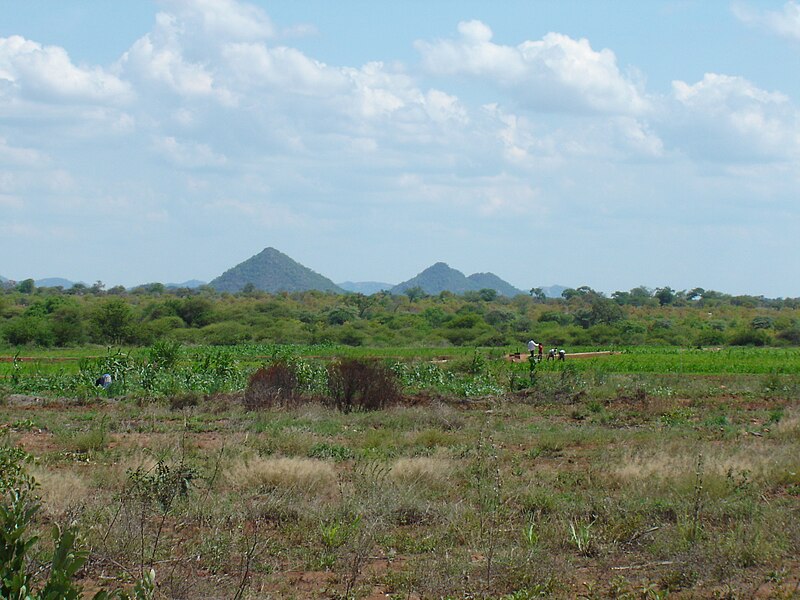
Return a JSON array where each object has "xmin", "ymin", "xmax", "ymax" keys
[{"xmin": 92, "ymin": 298, "xmax": 135, "ymax": 344}]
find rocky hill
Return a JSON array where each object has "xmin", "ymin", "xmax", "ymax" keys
[
  {"xmin": 210, "ymin": 247, "xmax": 343, "ymax": 293},
  {"xmin": 467, "ymin": 272, "xmax": 524, "ymax": 297},
  {"xmin": 391, "ymin": 262, "xmax": 522, "ymax": 297}
]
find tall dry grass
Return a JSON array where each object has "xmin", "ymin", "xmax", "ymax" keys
[{"xmin": 224, "ymin": 456, "xmax": 337, "ymax": 495}]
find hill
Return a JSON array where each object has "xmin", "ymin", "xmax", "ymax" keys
[
  {"xmin": 210, "ymin": 247, "xmax": 343, "ymax": 293},
  {"xmin": 337, "ymin": 281, "xmax": 394, "ymax": 295},
  {"xmin": 467, "ymin": 272, "xmax": 524, "ymax": 297},
  {"xmin": 35, "ymin": 277, "xmax": 78, "ymax": 288},
  {"xmin": 541, "ymin": 284, "xmax": 568, "ymax": 298},
  {"xmin": 391, "ymin": 262, "xmax": 522, "ymax": 297},
  {"xmin": 166, "ymin": 280, "xmax": 206, "ymax": 289}
]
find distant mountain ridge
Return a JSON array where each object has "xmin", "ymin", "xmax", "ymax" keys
[
  {"xmin": 391, "ymin": 262, "xmax": 524, "ymax": 297},
  {"xmin": 4, "ymin": 251, "xmax": 565, "ymax": 297},
  {"xmin": 210, "ymin": 247, "xmax": 343, "ymax": 293},
  {"xmin": 166, "ymin": 280, "xmax": 206, "ymax": 289}
]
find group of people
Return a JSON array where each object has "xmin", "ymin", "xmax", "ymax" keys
[{"xmin": 527, "ymin": 340, "xmax": 566, "ymax": 362}]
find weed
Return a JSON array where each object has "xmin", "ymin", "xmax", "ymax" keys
[{"xmin": 308, "ymin": 442, "xmax": 354, "ymax": 462}]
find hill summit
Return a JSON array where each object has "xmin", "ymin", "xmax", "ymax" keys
[
  {"xmin": 391, "ymin": 262, "xmax": 523, "ymax": 296},
  {"xmin": 210, "ymin": 247, "xmax": 342, "ymax": 293}
]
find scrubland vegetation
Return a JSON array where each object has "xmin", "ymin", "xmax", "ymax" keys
[
  {"xmin": 2, "ymin": 281, "xmax": 800, "ymax": 349},
  {"xmin": 1, "ymin": 282, "xmax": 799, "ymax": 598}
]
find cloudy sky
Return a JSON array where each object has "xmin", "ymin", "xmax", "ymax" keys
[{"xmin": 1, "ymin": 0, "xmax": 798, "ymax": 296}]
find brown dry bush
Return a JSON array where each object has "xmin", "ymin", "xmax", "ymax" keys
[
  {"xmin": 243, "ymin": 361, "xmax": 300, "ymax": 410},
  {"xmin": 325, "ymin": 358, "xmax": 402, "ymax": 412}
]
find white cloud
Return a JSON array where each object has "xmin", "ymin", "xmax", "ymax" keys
[
  {"xmin": 0, "ymin": 194, "xmax": 23, "ymax": 209},
  {"xmin": 222, "ymin": 42, "xmax": 345, "ymax": 94},
  {"xmin": 416, "ymin": 22, "xmax": 649, "ymax": 115},
  {"xmin": 424, "ymin": 89, "xmax": 468, "ymax": 124},
  {"xmin": 161, "ymin": 0, "xmax": 274, "ymax": 41},
  {"xmin": 669, "ymin": 73, "xmax": 800, "ymax": 161},
  {"xmin": 153, "ymin": 136, "xmax": 227, "ymax": 168},
  {"xmin": 733, "ymin": 1, "xmax": 800, "ymax": 41},
  {"xmin": 0, "ymin": 137, "xmax": 47, "ymax": 166},
  {"xmin": 117, "ymin": 14, "xmax": 232, "ymax": 102},
  {"xmin": 203, "ymin": 197, "xmax": 301, "ymax": 227},
  {"xmin": 0, "ymin": 35, "xmax": 131, "ymax": 104}
]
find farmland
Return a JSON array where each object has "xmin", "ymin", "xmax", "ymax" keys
[{"xmin": 1, "ymin": 343, "xmax": 799, "ymax": 599}]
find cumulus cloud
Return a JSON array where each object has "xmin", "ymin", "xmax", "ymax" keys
[
  {"xmin": 222, "ymin": 42, "xmax": 345, "ymax": 94},
  {"xmin": 415, "ymin": 21, "xmax": 649, "ymax": 115},
  {"xmin": 117, "ymin": 13, "xmax": 234, "ymax": 103},
  {"xmin": 0, "ymin": 35, "xmax": 131, "ymax": 103},
  {"xmin": 669, "ymin": 73, "xmax": 800, "ymax": 161},
  {"xmin": 733, "ymin": 1, "xmax": 800, "ymax": 41},
  {"xmin": 161, "ymin": 0, "xmax": 274, "ymax": 41}
]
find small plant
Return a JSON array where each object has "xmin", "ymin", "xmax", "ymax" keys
[
  {"xmin": 569, "ymin": 519, "xmax": 595, "ymax": 556},
  {"xmin": 308, "ymin": 442, "xmax": 354, "ymax": 462},
  {"xmin": 523, "ymin": 519, "xmax": 539, "ymax": 549},
  {"xmin": 71, "ymin": 415, "xmax": 110, "ymax": 453}
]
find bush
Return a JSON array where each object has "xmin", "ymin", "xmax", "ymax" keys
[
  {"xmin": 729, "ymin": 328, "xmax": 771, "ymax": 346},
  {"xmin": 325, "ymin": 359, "xmax": 402, "ymax": 412},
  {"xmin": 244, "ymin": 361, "xmax": 300, "ymax": 409}
]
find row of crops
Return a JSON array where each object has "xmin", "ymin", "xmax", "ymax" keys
[{"xmin": 1, "ymin": 343, "xmax": 799, "ymax": 400}]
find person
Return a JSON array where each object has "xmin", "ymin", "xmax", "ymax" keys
[
  {"xmin": 527, "ymin": 339, "xmax": 537, "ymax": 357},
  {"xmin": 558, "ymin": 349, "xmax": 566, "ymax": 361},
  {"xmin": 95, "ymin": 373, "xmax": 112, "ymax": 389},
  {"xmin": 547, "ymin": 348, "xmax": 557, "ymax": 361},
  {"xmin": 538, "ymin": 343, "xmax": 543, "ymax": 361}
]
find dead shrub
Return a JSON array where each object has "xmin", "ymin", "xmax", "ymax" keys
[
  {"xmin": 244, "ymin": 361, "xmax": 300, "ymax": 410},
  {"xmin": 169, "ymin": 392, "xmax": 200, "ymax": 411},
  {"xmin": 325, "ymin": 359, "xmax": 402, "ymax": 412}
]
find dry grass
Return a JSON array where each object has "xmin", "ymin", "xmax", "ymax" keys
[
  {"xmin": 30, "ymin": 467, "xmax": 91, "ymax": 519},
  {"xmin": 389, "ymin": 457, "xmax": 454, "ymax": 489},
  {"xmin": 224, "ymin": 456, "xmax": 337, "ymax": 495},
  {"xmin": 610, "ymin": 442, "xmax": 797, "ymax": 486}
]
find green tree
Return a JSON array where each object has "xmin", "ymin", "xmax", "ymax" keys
[
  {"xmin": 404, "ymin": 286, "xmax": 427, "ymax": 302},
  {"xmin": 92, "ymin": 298, "xmax": 135, "ymax": 344},
  {"xmin": 16, "ymin": 279, "xmax": 35, "ymax": 294},
  {"xmin": 529, "ymin": 287, "xmax": 546, "ymax": 301},
  {"xmin": 655, "ymin": 287, "xmax": 676, "ymax": 306}
]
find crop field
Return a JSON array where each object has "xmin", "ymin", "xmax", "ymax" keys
[{"xmin": 1, "ymin": 344, "xmax": 799, "ymax": 599}]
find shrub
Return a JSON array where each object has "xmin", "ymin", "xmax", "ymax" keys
[
  {"xmin": 244, "ymin": 361, "xmax": 300, "ymax": 410},
  {"xmin": 325, "ymin": 359, "xmax": 402, "ymax": 412}
]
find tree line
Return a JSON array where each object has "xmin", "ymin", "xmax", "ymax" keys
[{"xmin": 1, "ymin": 280, "xmax": 799, "ymax": 348}]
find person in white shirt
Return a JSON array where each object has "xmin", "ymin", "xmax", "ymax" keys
[{"xmin": 527, "ymin": 340, "xmax": 537, "ymax": 357}]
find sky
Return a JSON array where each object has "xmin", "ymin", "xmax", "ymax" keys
[{"xmin": 1, "ymin": 0, "xmax": 799, "ymax": 297}]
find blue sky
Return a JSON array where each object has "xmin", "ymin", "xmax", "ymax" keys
[{"xmin": 1, "ymin": 0, "xmax": 798, "ymax": 296}]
